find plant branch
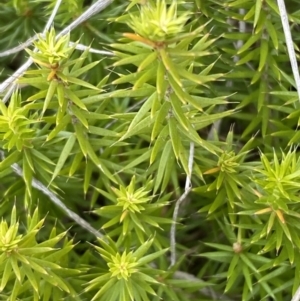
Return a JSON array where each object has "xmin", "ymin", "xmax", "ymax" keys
[
  {"xmin": 70, "ymin": 42, "xmax": 114, "ymax": 56},
  {"xmin": 57, "ymin": 0, "xmax": 113, "ymax": 38},
  {"xmin": 0, "ymin": 151, "xmax": 104, "ymax": 239},
  {"xmin": 277, "ymin": 0, "xmax": 300, "ymax": 101},
  {"xmin": 170, "ymin": 142, "xmax": 194, "ymax": 267},
  {"xmin": 44, "ymin": 0, "xmax": 63, "ymax": 33},
  {"xmin": 0, "ymin": 38, "xmax": 114, "ymax": 59},
  {"xmin": 0, "ymin": 35, "xmax": 38, "ymax": 58}
]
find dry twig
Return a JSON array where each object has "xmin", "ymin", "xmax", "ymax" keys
[{"xmin": 170, "ymin": 142, "xmax": 194, "ymax": 267}]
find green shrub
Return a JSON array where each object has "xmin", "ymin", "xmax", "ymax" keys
[{"xmin": 0, "ymin": 0, "xmax": 300, "ymax": 300}]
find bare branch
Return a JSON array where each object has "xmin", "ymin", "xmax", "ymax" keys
[
  {"xmin": 1, "ymin": 59, "xmax": 33, "ymax": 103},
  {"xmin": 0, "ymin": 35, "xmax": 38, "ymax": 58},
  {"xmin": 0, "ymin": 39, "xmax": 114, "ymax": 59},
  {"xmin": 58, "ymin": 0, "xmax": 113, "ymax": 37},
  {"xmin": 170, "ymin": 142, "xmax": 194, "ymax": 267},
  {"xmin": 44, "ymin": 0, "xmax": 63, "ymax": 33},
  {"xmin": 0, "ymin": 151, "xmax": 103, "ymax": 239},
  {"xmin": 277, "ymin": 0, "xmax": 300, "ymax": 101},
  {"xmin": 70, "ymin": 42, "xmax": 114, "ymax": 56}
]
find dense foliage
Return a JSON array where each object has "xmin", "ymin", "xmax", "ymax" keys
[{"xmin": 1, "ymin": 0, "xmax": 300, "ymax": 300}]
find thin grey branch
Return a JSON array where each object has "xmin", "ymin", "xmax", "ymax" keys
[
  {"xmin": 1, "ymin": 59, "xmax": 33, "ymax": 103},
  {"xmin": 44, "ymin": 0, "xmax": 63, "ymax": 33},
  {"xmin": 277, "ymin": 0, "xmax": 300, "ymax": 101},
  {"xmin": 58, "ymin": 0, "xmax": 113, "ymax": 37},
  {"xmin": 0, "ymin": 35, "xmax": 38, "ymax": 58},
  {"xmin": 170, "ymin": 142, "xmax": 194, "ymax": 267},
  {"xmin": 0, "ymin": 151, "xmax": 103, "ymax": 239},
  {"xmin": 0, "ymin": 39, "xmax": 114, "ymax": 58},
  {"xmin": 70, "ymin": 42, "xmax": 114, "ymax": 56}
]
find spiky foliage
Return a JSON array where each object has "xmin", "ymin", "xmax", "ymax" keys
[{"xmin": 0, "ymin": 0, "xmax": 300, "ymax": 300}]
